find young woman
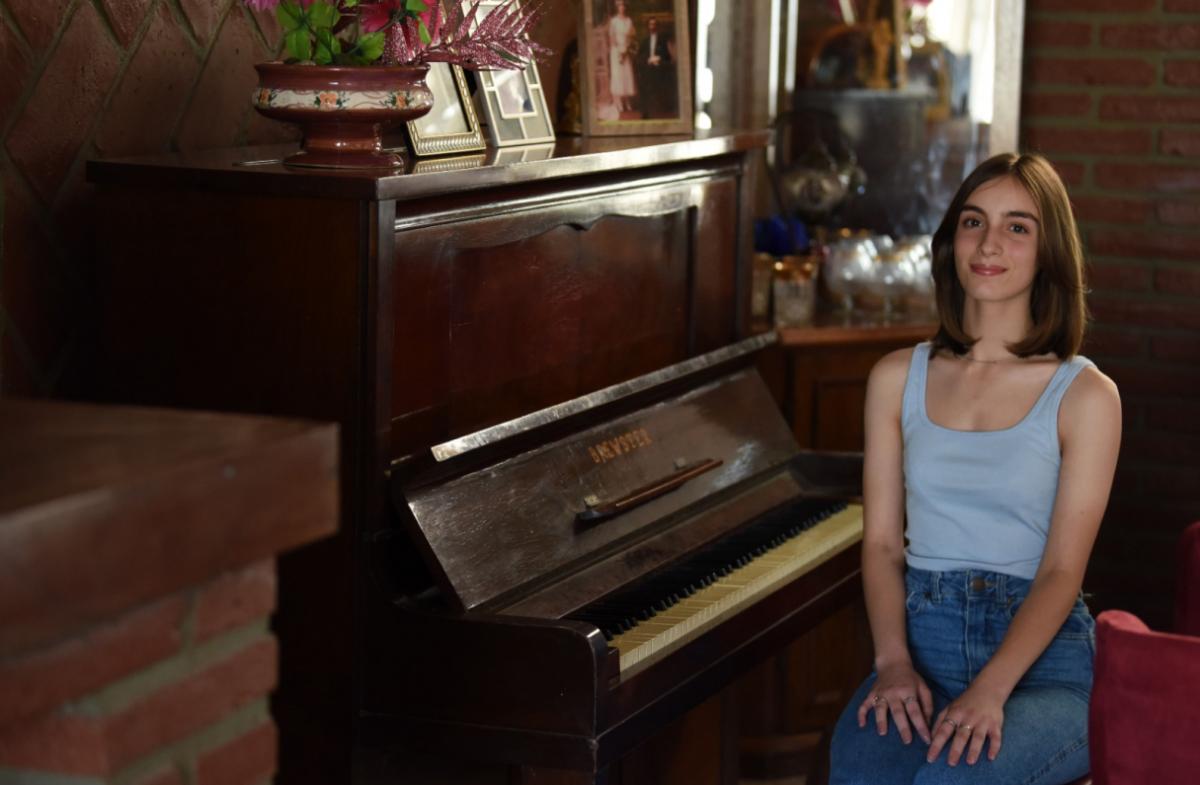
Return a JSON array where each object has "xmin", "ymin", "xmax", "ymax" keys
[{"xmin": 829, "ymin": 152, "xmax": 1121, "ymax": 785}]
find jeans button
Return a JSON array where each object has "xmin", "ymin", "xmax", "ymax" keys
[{"xmin": 970, "ymin": 577, "xmax": 986, "ymax": 591}]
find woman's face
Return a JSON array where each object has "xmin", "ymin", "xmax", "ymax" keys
[
  {"xmin": 953, "ymin": 175, "xmax": 1041, "ymax": 305},
  {"xmin": 615, "ymin": 0, "xmax": 626, "ymax": 14}
]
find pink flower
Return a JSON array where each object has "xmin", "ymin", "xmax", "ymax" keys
[
  {"xmin": 244, "ymin": 0, "xmax": 280, "ymax": 10},
  {"xmin": 359, "ymin": 0, "xmax": 404, "ymax": 32}
]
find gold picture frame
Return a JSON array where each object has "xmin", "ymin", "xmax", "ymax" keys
[
  {"xmin": 405, "ymin": 62, "xmax": 486, "ymax": 157},
  {"xmin": 580, "ymin": 0, "xmax": 693, "ymax": 136}
]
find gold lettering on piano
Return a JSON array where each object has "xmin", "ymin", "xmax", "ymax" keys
[{"xmin": 587, "ymin": 427, "xmax": 653, "ymax": 464}]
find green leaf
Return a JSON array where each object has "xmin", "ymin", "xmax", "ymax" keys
[
  {"xmin": 276, "ymin": 0, "xmax": 304, "ymax": 30},
  {"xmin": 357, "ymin": 30, "xmax": 385, "ymax": 63},
  {"xmin": 306, "ymin": 0, "xmax": 339, "ymax": 29},
  {"xmin": 405, "ymin": 0, "xmax": 428, "ymax": 12},
  {"xmin": 285, "ymin": 27, "xmax": 313, "ymax": 61},
  {"xmin": 417, "ymin": 18, "xmax": 431, "ymax": 44},
  {"xmin": 314, "ymin": 27, "xmax": 337, "ymax": 64},
  {"xmin": 343, "ymin": 0, "xmax": 357, "ymax": 6}
]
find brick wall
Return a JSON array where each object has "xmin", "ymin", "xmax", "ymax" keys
[
  {"xmin": 0, "ymin": 561, "xmax": 279, "ymax": 785},
  {"xmin": 1022, "ymin": 0, "xmax": 1200, "ymax": 627},
  {"xmin": 0, "ymin": 0, "xmax": 299, "ymax": 395}
]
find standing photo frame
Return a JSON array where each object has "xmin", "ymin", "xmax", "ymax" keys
[
  {"xmin": 405, "ymin": 62, "xmax": 486, "ymax": 157},
  {"xmin": 462, "ymin": 0, "xmax": 556, "ymax": 147},
  {"xmin": 580, "ymin": 0, "xmax": 693, "ymax": 136}
]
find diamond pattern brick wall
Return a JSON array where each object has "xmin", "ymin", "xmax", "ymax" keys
[
  {"xmin": 0, "ymin": 0, "xmax": 298, "ymax": 395},
  {"xmin": 1022, "ymin": 1, "xmax": 1200, "ymax": 627}
]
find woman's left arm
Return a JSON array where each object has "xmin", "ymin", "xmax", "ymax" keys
[{"xmin": 927, "ymin": 366, "xmax": 1122, "ymax": 767}]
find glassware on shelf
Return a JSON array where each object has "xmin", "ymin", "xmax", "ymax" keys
[
  {"xmin": 822, "ymin": 237, "xmax": 875, "ymax": 311},
  {"xmin": 773, "ymin": 255, "xmax": 820, "ymax": 328},
  {"xmin": 751, "ymin": 252, "xmax": 776, "ymax": 324},
  {"xmin": 896, "ymin": 235, "xmax": 936, "ymax": 316}
]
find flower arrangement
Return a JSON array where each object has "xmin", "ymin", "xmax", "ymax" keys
[{"xmin": 245, "ymin": 0, "xmax": 548, "ymax": 69}]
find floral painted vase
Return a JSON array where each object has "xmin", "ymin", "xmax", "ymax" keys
[{"xmin": 253, "ymin": 63, "xmax": 434, "ymax": 169}]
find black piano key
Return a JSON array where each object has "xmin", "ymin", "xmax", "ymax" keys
[{"xmin": 569, "ymin": 498, "xmax": 847, "ymax": 638}]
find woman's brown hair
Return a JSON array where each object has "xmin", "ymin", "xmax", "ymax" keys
[{"xmin": 930, "ymin": 152, "xmax": 1088, "ymax": 359}]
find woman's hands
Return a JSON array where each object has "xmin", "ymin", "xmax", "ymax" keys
[
  {"xmin": 925, "ymin": 680, "xmax": 1006, "ymax": 766},
  {"xmin": 856, "ymin": 662, "xmax": 934, "ymax": 745}
]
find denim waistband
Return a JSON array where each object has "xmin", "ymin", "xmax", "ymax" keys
[{"xmin": 905, "ymin": 567, "xmax": 1033, "ymax": 603}]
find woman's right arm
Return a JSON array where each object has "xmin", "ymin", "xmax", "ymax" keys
[{"xmin": 855, "ymin": 348, "xmax": 934, "ymax": 745}]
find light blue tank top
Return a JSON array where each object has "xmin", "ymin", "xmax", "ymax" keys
[{"xmin": 902, "ymin": 342, "xmax": 1095, "ymax": 580}]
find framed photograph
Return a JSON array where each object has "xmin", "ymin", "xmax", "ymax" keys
[
  {"xmin": 580, "ymin": 0, "xmax": 693, "ymax": 136},
  {"xmin": 405, "ymin": 62, "xmax": 486, "ymax": 157},
  {"xmin": 462, "ymin": 0, "xmax": 555, "ymax": 147}
]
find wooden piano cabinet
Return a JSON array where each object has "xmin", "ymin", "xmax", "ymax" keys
[{"xmin": 84, "ymin": 133, "xmax": 773, "ymax": 785}]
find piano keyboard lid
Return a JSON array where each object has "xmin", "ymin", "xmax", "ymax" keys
[{"xmin": 392, "ymin": 334, "xmax": 809, "ymax": 614}]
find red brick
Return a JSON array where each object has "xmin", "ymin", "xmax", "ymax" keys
[
  {"xmin": 0, "ymin": 596, "xmax": 185, "ymax": 727},
  {"xmin": 0, "ymin": 712, "xmax": 107, "ymax": 776},
  {"xmin": 1165, "ymin": 60, "xmax": 1200, "ymax": 88},
  {"xmin": 5, "ymin": 3, "xmax": 121, "ymax": 201},
  {"xmin": 1034, "ymin": 0, "xmax": 1153, "ymax": 8},
  {"xmin": 1148, "ymin": 400, "xmax": 1200, "ymax": 433},
  {"xmin": 1158, "ymin": 200, "xmax": 1200, "ymax": 225},
  {"xmin": 194, "ymin": 560, "xmax": 276, "ymax": 643},
  {"xmin": 1101, "ymin": 24, "xmax": 1200, "ymax": 50},
  {"xmin": 1021, "ymin": 92, "xmax": 1092, "ymax": 118},
  {"xmin": 179, "ymin": 0, "xmax": 226, "ymax": 46},
  {"xmin": 244, "ymin": 108, "xmax": 303, "ymax": 146},
  {"xmin": 1095, "ymin": 162, "xmax": 1200, "ymax": 193},
  {"xmin": 1161, "ymin": 129, "xmax": 1200, "ymax": 157},
  {"xmin": 1026, "ymin": 20, "xmax": 1093, "ymax": 49},
  {"xmin": 1155, "ymin": 267, "xmax": 1200, "ymax": 297},
  {"xmin": 5, "ymin": 0, "xmax": 72, "ymax": 53},
  {"xmin": 1166, "ymin": 0, "xmax": 1200, "ymax": 10},
  {"xmin": 1090, "ymin": 229, "xmax": 1200, "ymax": 261},
  {"xmin": 1104, "ymin": 359, "xmax": 1200, "ymax": 398},
  {"xmin": 1091, "ymin": 297, "xmax": 1200, "ymax": 330},
  {"xmin": 195, "ymin": 722, "xmax": 277, "ymax": 785},
  {"xmin": 0, "ymin": 20, "xmax": 32, "ymax": 124},
  {"xmin": 1089, "ymin": 263, "xmax": 1153, "ymax": 292},
  {"xmin": 1071, "ymin": 195, "xmax": 1151, "ymax": 225},
  {"xmin": 95, "ymin": 4, "xmax": 202, "ymax": 158},
  {"xmin": 248, "ymin": 5, "xmax": 282, "ymax": 49},
  {"xmin": 1082, "ymin": 327, "xmax": 1145, "ymax": 358},
  {"xmin": 1100, "ymin": 95, "xmax": 1200, "ymax": 124},
  {"xmin": 1123, "ymin": 431, "xmax": 1200, "ymax": 464},
  {"xmin": 1051, "ymin": 160, "xmax": 1086, "ymax": 187},
  {"xmin": 175, "ymin": 8, "xmax": 269, "ymax": 151},
  {"xmin": 1142, "ymin": 467, "xmax": 1200, "ymax": 502},
  {"xmin": 132, "ymin": 764, "xmax": 186, "ymax": 785},
  {"xmin": 1151, "ymin": 333, "xmax": 1200, "ymax": 363},
  {"xmin": 1025, "ymin": 127, "xmax": 1152, "ymax": 156},
  {"xmin": 105, "ymin": 637, "xmax": 277, "ymax": 770},
  {"xmin": 99, "ymin": 0, "xmax": 153, "ymax": 47},
  {"xmin": 1027, "ymin": 58, "xmax": 1155, "ymax": 87}
]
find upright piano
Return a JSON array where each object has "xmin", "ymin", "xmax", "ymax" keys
[{"xmin": 85, "ymin": 131, "xmax": 865, "ymax": 784}]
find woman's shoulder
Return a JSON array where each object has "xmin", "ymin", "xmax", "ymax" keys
[
  {"xmin": 867, "ymin": 344, "xmax": 920, "ymax": 396},
  {"xmin": 1059, "ymin": 363, "xmax": 1121, "ymax": 434}
]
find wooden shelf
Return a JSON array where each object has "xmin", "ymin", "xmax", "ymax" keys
[{"xmin": 775, "ymin": 311, "xmax": 936, "ymax": 348}]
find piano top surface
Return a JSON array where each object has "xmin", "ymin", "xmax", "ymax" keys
[{"xmin": 86, "ymin": 129, "xmax": 771, "ymax": 202}]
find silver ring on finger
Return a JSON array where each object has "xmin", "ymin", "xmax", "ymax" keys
[
  {"xmin": 872, "ymin": 695, "xmax": 886, "ymax": 706},
  {"xmin": 943, "ymin": 718, "xmax": 959, "ymax": 730},
  {"xmin": 961, "ymin": 724, "xmax": 974, "ymax": 732},
  {"xmin": 902, "ymin": 696, "xmax": 916, "ymax": 704}
]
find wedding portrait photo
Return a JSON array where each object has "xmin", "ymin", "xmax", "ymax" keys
[{"xmin": 581, "ymin": 0, "xmax": 692, "ymax": 135}]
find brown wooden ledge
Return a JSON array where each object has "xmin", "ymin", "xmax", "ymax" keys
[{"xmin": 0, "ymin": 399, "xmax": 338, "ymax": 658}]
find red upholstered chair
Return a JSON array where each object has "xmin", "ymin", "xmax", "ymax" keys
[{"xmin": 1087, "ymin": 520, "xmax": 1200, "ymax": 785}]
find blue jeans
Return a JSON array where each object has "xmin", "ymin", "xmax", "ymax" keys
[{"xmin": 829, "ymin": 568, "xmax": 1094, "ymax": 785}]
